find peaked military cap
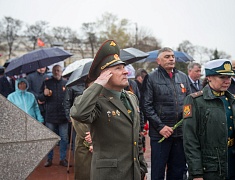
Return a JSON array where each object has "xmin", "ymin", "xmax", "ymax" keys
[
  {"xmin": 88, "ymin": 40, "xmax": 126, "ymax": 81},
  {"xmin": 205, "ymin": 59, "xmax": 235, "ymax": 77}
]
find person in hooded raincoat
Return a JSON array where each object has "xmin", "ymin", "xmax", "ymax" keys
[{"xmin": 7, "ymin": 78, "xmax": 44, "ymax": 123}]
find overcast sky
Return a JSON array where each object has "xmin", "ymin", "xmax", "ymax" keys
[{"xmin": 0, "ymin": 0, "xmax": 235, "ymax": 61}]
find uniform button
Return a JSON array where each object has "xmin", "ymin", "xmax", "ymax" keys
[
  {"xmin": 134, "ymin": 142, "xmax": 137, "ymax": 146},
  {"xmin": 228, "ymin": 106, "xmax": 231, "ymax": 109},
  {"xmin": 134, "ymin": 158, "xmax": 136, "ymax": 161},
  {"xmin": 203, "ymin": 167, "xmax": 206, "ymax": 171},
  {"xmin": 225, "ymin": 98, "xmax": 228, "ymax": 101},
  {"xmin": 230, "ymin": 116, "xmax": 233, "ymax": 119},
  {"xmin": 230, "ymin": 127, "xmax": 233, "ymax": 130}
]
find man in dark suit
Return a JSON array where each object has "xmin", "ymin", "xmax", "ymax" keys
[
  {"xmin": 70, "ymin": 40, "xmax": 147, "ymax": 180},
  {"xmin": 187, "ymin": 62, "xmax": 203, "ymax": 93}
]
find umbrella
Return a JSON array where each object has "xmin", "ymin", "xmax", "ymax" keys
[
  {"xmin": 3, "ymin": 57, "xmax": 17, "ymax": 68},
  {"xmin": 120, "ymin": 47, "xmax": 149, "ymax": 64},
  {"xmin": 125, "ymin": 64, "xmax": 136, "ymax": 79},
  {"xmin": 66, "ymin": 59, "xmax": 93, "ymax": 87},
  {"xmin": 5, "ymin": 47, "xmax": 72, "ymax": 76},
  {"xmin": 62, "ymin": 58, "xmax": 93, "ymax": 77},
  {"xmin": 139, "ymin": 50, "xmax": 194, "ymax": 63}
]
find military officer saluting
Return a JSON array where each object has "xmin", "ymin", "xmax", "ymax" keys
[
  {"xmin": 183, "ymin": 59, "xmax": 235, "ymax": 180},
  {"xmin": 70, "ymin": 40, "xmax": 147, "ymax": 180}
]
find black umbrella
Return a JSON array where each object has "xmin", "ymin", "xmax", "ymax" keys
[
  {"xmin": 66, "ymin": 60, "xmax": 93, "ymax": 87},
  {"xmin": 5, "ymin": 47, "xmax": 72, "ymax": 76},
  {"xmin": 120, "ymin": 47, "xmax": 149, "ymax": 64}
]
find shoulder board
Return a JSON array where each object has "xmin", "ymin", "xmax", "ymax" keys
[
  {"xmin": 126, "ymin": 91, "xmax": 134, "ymax": 95},
  {"xmin": 190, "ymin": 91, "xmax": 203, "ymax": 98}
]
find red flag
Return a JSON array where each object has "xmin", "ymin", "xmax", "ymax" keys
[{"xmin": 37, "ymin": 38, "xmax": 45, "ymax": 47}]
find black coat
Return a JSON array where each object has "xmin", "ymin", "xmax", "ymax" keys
[
  {"xmin": 141, "ymin": 66, "xmax": 191, "ymax": 138},
  {"xmin": 26, "ymin": 71, "xmax": 50, "ymax": 99},
  {"xmin": 0, "ymin": 76, "xmax": 15, "ymax": 98},
  {"xmin": 64, "ymin": 83, "xmax": 85, "ymax": 121},
  {"xmin": 38, "ymin": 77, "xmax": 67, "ymax": 124}
]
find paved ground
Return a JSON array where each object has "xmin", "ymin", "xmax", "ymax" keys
[{"xmin": 27, "ymin": 135, "xmax": 151, "ymax": 180}]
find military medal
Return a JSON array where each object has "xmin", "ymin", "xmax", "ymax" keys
[
  {"xmin": 116, "ymin": 110, "xmax": 120, "ymax": 116},
  {"xmin": 107, "ymin": 111, "xmax": 111, "ymax": 122},
  {"xmin": 107, "ymin": 111, "xmax": 111, "ymax": 117},
  {"xmin": 112, "ymin": 111, "xmax": 116, "ymax": 116},
  {"xmin": 180, "ymin": 83, "xmax": 186, "ymax": 93}
]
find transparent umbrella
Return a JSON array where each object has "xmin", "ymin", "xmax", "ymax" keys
[{"xmin": 66, "ymin": 60, "xmax": 93, "ymax": 87}]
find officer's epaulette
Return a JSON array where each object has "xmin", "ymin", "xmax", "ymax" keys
[{"xmin": 190, "ymin": 91, "xmax": 203, "ymax": 98}]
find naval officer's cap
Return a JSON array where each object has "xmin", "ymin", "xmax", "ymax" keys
[{"xmin": 205, "ymin": 59, "xmax": 235, "ymax": 77}]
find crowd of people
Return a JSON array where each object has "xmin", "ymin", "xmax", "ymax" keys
[{"xmin": 0, "ymin": 39, "xmax": 235, "ymax": 180}]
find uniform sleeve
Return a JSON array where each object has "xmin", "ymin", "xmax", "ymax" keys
[
  {"xmin": 183, "ymin": 95, "xmax": 203, "ymax": 177},
  {"xmin": 70, "ymin": 83, "xmax": 103, "ymax": 123}
]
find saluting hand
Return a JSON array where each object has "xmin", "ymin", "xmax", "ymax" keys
[
  {"xmin": 159, "ymin": 125, "xmax": 173, "ymax": 138},
  {"xmin": 94, "ymin": 70, "xmax": 112, "ymax": 86}
]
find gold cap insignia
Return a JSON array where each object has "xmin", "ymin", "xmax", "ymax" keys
[
  {"xmin": 110, "ymin": 41, "xmax": 116, "ymax": 46},
  {"xmin": 100, "ymin": 54, "xmax": 121, "ymax": 70},
  {"xmin": 114, "ymin": 54, "xmax": 120, "ymax": 60},
  {"xmin": 224, "ymin": 63, "xmax": 232, "ymax": 71}
]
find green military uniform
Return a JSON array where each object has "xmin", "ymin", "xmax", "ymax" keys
[
  {"xmin": 71, "ymin": 83, "xmax": 146, "ymax": 180},
  {"xmin": 183, "ymin": 59, "xmax": 235, "ymax": 180},
  {"xmin": 72, "ymin": 102, "xmax": 92, "ymax": 180},
  {"xmin": 70, "ymin": 40, "xmax": 147, "ymax": 180}
]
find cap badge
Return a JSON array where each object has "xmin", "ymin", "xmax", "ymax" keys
[
  {"xmin": 110, "ymin": 41, "xmax": 116, "ymax": 46},
  {"xmin": 114, "ymin": 54, "xmax": 120, "ymax": 60},
  {"xmin": 100, "ymin": 54, "xmax": 121, "ymax": 70},
  {"xmin": 224, "ymin": 63, "xmax": 232, "ymax": 71}
]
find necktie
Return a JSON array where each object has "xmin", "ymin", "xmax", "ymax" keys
[
  {"xmin": 120, "ymin": 92, "xmax": 133, "ymax": 118},
  {"xmin": 194, "ymin": 82, "xmax": 199, "ymax": 90}
]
